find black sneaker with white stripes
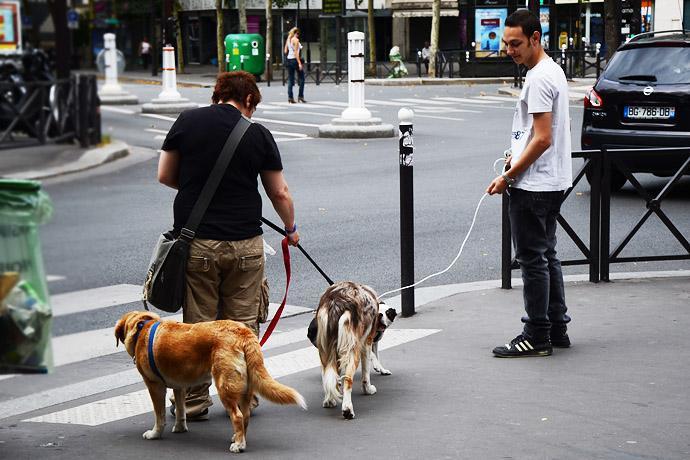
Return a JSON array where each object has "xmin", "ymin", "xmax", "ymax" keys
[{"xmin": 493, "ymin": 334, "xmax": 553, "ymax": 358}]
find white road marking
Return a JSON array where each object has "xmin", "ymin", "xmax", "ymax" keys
[
  {"xmin": 51, "ymin": 284, "xmax": 143, "ymax": 317},
  {"xmin": 414, "ymin": 107, "xmax": 481, "ymax": 114},
  {"xmin": 274, "ymin": 137, "xmax": 314, "ymax": 143},
  {"xmin": 140, "ymin": 113, "xmax": 178, "ymax": 122},
  {"xmin": 145, "ymin": 128, "xmax": 169, "ymax": 135},
  {"xmin": 269, "ymin": 131, "xmax": 309, "ymax": 138},
  {"xmin": 100, "ymin": 106, "xmax": 136, "ymax": 114},
  {"xmin": 312, "ymin": 100, "xmax": 349, "ymax": 107},
  {"xmin": 47, "ymin": 275, "xmax": 66, "ymax": 282},
  {"xmin": 366, "ymin": 99, "xmax": 409, "ymax": 107},
  {"xmin": 154, "ymin": 135, "xmax": 166, "ymax": 141},
  {"xmin": 271, "ymin": 102, "xmax": 344, "ymax": 110},
  {"xmin": 478, "ymin": 95, "xmax": 518, "ymax": 102},
  {"xmin": 432, "ymin": 97, "xmax": 498, "ymax": 104},
  {"xmin": 255, "ymin": 104, "xmax": 282, "ymax": 110},
  {"xmin": 21, "ymin": 328, "xmax": 439, "ymax": 426},
  {"xmin": 393, "ymin": 98, "xmax": 455, "ymax": 105},
  {"xmin": 252, "ymin": 117, "xmax": 320, "ymax": 128},
  {"xmin": 416, "ymin": 114, "xmax": 465, "ymax": 122},
  {"xmin": 263, "ymin": 110, "xmax": 337, "ymax": 118}
]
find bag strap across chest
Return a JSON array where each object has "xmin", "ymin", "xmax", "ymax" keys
[{"xmin": 179, "ymin": 115, "xmax": 252, "ymax": 241}]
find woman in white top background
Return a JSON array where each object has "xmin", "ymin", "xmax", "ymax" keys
[{"xmin": 284, "ymin": 27, "xmax": 306, "ymax": 103}]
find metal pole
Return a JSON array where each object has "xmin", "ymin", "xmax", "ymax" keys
[
  {"xmin": 398, "ymin": 108, "xmax": 415, "ymax": 317},
  {"xmin": 336, "ymin": 15, "xmax": 342, "ymax": 85},
  {"xmin": 150, "ymin": 0, "xmax": 158, "ymax": 76},
  {"xmin": 601, "ymin": 147, "xmax": 611, "ymax": 282}
]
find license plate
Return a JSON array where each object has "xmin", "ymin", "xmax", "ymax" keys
[{"xmin": 624, "ymin": 105, "xmax": 675, "ymax": 120}]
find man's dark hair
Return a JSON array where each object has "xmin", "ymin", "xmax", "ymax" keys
[
  {"xmin": 212, "ymin": 71, "xmax": 262, "ymax": 108},
  {"xmin": 505, "ymin": 9, "xmax": 542, "ymax": 41}
]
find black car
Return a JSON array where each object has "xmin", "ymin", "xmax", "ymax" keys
[{"xmin": 581, "ymin": 30, "xmax": 690, "ymax": 190}]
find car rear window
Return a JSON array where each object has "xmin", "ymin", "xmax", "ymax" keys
[{"xmin": 604, "ymin": 46, "xmax": 690, "ymax": 84}]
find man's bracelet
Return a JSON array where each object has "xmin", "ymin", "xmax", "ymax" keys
[
  {"xmin": 285, "ymin": 224, "xmax": 297, "ymax": 235},
  {"xmin": 501, "ymin": 173, "xmax": 516, "ymax": 186}
]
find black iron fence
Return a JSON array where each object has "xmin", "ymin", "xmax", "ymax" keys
[
  {"xmin": 0, "ymin": 73, "xmax": 100, "ymax": 150},
  {"xmin": 514, "ymin": 46, "xmax": 605, "ymax": 88},
  {"xmin": 501, "ymin": 147, "xmax": 690, "ymax": 288},
  {"xmin": 282, "ymin": 61, "xmax": 348, "ymax": 86}
]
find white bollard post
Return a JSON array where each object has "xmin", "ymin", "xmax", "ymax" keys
[
  {"xmin": 157, "ymin": 46, "xmax": 182, "ymax": 101},
  {"xmin": 340, "ymin": 31, "xmax": 372, "ymax": 121},
  {"xmin": 142, "ymin": 46, "xmax": 197, "ymax": 113},
  {"xmin": 98, "ymin": 33, "xmax": 138, "ymax": 105},
  {"xmin": 101, "ymin": 33, "xmax": 121, "ymax": 94},
  {"xmin": 317, "ymin": 31, "xmax": 394, "ymax": 138}
]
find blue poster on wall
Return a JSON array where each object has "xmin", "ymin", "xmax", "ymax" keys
[
  {"xmin": 475, "ymin": 8, "xmax": 508, "ymax": 57},
  {"xmin": 540, "ymin": 7, "xmax": 550, "ymax": 48}
]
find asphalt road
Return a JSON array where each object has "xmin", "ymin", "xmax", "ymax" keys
[{"xmin": 39, "ymin": 81, "xmax": 690, "ymax": 336}]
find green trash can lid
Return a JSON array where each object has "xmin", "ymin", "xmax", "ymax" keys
[{"xmin": 0, "ymin": 179, "xmax": 41, "ymax": 192}]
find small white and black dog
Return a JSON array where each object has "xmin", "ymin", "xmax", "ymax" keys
[{"xmin": 307, "ymin": 281, "xmax": 397, "ymax": 419}]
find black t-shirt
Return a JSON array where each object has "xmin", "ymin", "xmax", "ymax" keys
[{"xmin": 161, "ymin": 104, "xmax": 283, "ymax": 241}]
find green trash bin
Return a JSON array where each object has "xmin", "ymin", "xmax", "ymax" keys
[
  {"xmin": 225, "ymin": 33, "xmax": 265, "ymax": 77},
  {"xmin": 0, "ymin": 179, "xmax": 54, "ymax": 374}
]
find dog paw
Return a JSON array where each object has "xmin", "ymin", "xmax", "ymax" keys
[
  {"xmin": 229, "ymin": 441, "xmax": 246, "ymax": 453},
  {"xmin": 377, "ymin": 368, "xmax": 392, "ymax": 376},
  {"xmin": 342, "ymin": 407, "xmax": 355, "ymax": 420},
  {"xmin": 172, "ymin": 422, "xmax": 188, "ymax": 433},
  {"xmin": 142, "ymin": 429, "xmax": 162, "ymax": 440},
  {"xmin": 363, "ymin": 383, "xmax": 377, "ymax": 395},
  {"xmin": 322, "ymin": 398, "xmax": 338, "ymax": 408}
]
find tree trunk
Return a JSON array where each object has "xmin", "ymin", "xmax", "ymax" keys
[
  {"xmin": 265, "ymin": 1, "xmax": 273, "ymax": 82},
  {"xmin": 367, "ymin": 0, "xmax": 376, "ymax": 76},
  {"xmin": 238, "ymin": 0, "xmax": 248, "ymax": 34},
  {"xmin": 429, "ymin": 0, "xmax": 440, "ymax": 77},
  {"xmin": 216, "ymin": 0, "xmax": 225, "ymax": 73},
  {"xmin": 604, "ymin": 0, "xmax": 621, "ymax": 61},
  {"xmin": 174, "ymin": 1, "xmax": 185, "ymax": 73}
]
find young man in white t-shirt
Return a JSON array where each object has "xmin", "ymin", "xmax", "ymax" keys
[{"xmin": 486, "ymin": 9, "xmax": 572, "ymax": 357}]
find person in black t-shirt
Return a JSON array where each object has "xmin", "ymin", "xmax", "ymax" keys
[{"xmin": 157, "ymin": 71, "xmax": 300, "ymax": 419}]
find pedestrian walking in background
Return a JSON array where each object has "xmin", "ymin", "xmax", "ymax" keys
[
  {"xmin": 284, "ymin": 27, "xmax": 306, "ymax": 103},
  {"xmin": 421, "ymin": 41, "xmax": 431, "ymax": 74},
  {"xmin": 486, "ymin": 9, "xmax": 572, "ymax": 358},
  {"xmin": 140, "ymin": 38, "xmax": 151, "ymax": 70},
  {"xmin": 157, "ymin": 71, "xmax": 300, "ymax": 418}
]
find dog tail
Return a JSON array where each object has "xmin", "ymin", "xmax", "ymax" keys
[
  {"xmin": 316, "ymin": 308, "xmax": 342, "ymax": 403},
  {"xmin": 244, "ymin": 339, "xmax": 307, "ymax": 410},
  {"xmin": 336, "ymin": 311, "xmax": 360, "ymax": 376}
]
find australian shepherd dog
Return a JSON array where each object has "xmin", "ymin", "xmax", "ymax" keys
[{"xmin": 314, "ymin": 281, "xmax": 396, "ymax": 419}]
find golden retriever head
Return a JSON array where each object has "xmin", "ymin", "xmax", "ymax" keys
[{"xmin": 114, "ymin": 310, "xmax": 161, "ymax": 355}]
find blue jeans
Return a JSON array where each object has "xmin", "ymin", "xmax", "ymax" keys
[
  {"xmin": 508, "ymin": 188, "xmax": 570, "ymax": 342},
  {"xmin": 287, "ymin": 58, "xmax": 304, "ymax": 99}
]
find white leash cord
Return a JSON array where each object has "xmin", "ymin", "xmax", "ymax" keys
[
  {"xmin": 378, "ymin": 155, "xmax": 508, "ymax": 300},
  {"xmin": 378, "ymin": 191, "xmax": 490, "ymax": 300}
]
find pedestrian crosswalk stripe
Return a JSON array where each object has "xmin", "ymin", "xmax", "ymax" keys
[
  {"xmin": 393, "ymin": 98, "xmax": 455, "ymax": 106},
  {"xmin": 415, "ymin": 107, "xmax": 481, "ymax": 114},
  {"xmin": 269, "ymin": 131, "xmax": 309, "ymax": 138},
  {"xmin": 478, "ymin": 95, "xmax": 518, "ymax": 102},
  {"xmin": 263, "ymin": 110, "xmax": 338, "ymax": 118},
  {"xmin": 271, "ymin": 102, "xmax": 343, "ymax": 110},
  {"xmin": 311, "ymin": 100, "xmax": 349, "ymax": 107},
  {"xmin": 416, "ymin": 114, "xmax": 465, "ymax": 122},
  {"xmin": 366, "ymin": 99, "xmax": 409, "ymax": 107},
  {"xmin": 21, "ymin": 328, "xmax": 439, "ymax": 426},
  {"xmin": 47, "ymin": 275, "xmax": 66, "ymax": 282},
  {"xmin": 274, "ymin": 137, "xmax": 314, "ymax": 143},
  {"xmin": 51, "ymin": 284, "xmax": 143, "ymax": 317},
  {"xmin": 1, "ymin": 325, "xmax": 313, "ymax": 422},
  {"xmin": 252, "ymin": 117, "xmax": 320, "ymax": 128},
  {"xmin": 432, "ymin": 97, "xmax": 498, "ymax": 104}
]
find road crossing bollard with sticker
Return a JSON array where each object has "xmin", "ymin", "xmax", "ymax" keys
[{"xmin": 398, "ymin": 107, "xmax": 415, "ymax": 317}]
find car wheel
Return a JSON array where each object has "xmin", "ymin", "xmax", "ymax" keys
[{"xmin": 585, "ymin": 166, "xmax": 627, "ymax": 192}]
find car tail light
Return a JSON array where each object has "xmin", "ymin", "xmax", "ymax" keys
[{"xmin": 584, "ymin": 88, "xmax": 603, "ymax": 108}]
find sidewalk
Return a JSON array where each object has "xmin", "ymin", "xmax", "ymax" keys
[
  {"xmin": 1, "ymin": 271, "xmax": 689, "ymax": 459},
  {"xmin": 118, "ymin": 64, "xmax": 596, "ymax": 90},
  {"xmin": 0, "ymin": 140, "xmax": 130, "ymax": 180}
]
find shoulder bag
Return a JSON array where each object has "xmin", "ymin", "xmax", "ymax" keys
[{"xmin": 142, "ymin": 116, "xmax": 252, "ymax": 313}]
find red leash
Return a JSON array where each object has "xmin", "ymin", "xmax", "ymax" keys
[{"xmin": 260, "ymin": 237, "xmax": 291, "ymax": 346}]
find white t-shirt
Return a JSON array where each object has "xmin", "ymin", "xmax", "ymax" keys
[{"xmin": 510, "ymin": 57, "xmax": 572, "ymax": 192}]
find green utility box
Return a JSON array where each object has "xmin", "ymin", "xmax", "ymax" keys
[
  {"xmin": 0, "ymin": 179, "xmax": 54, "ymax": 374},
  {"xmin": 224, "ymin": 34, "xmax": 265, "ymax": 77}
]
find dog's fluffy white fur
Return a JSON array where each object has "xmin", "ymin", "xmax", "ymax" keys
[{"xmin": 315, "ymin": 281, "xmax": 393, "ymax": 419}]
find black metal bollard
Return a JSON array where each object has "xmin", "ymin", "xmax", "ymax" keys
[
  {"xmin": 398, "ymin": 108, "xmax": 415, "ymax": 317},
  {"xmin": 417, "ymin": 50, "xmax": 422, "ymax": 78}
]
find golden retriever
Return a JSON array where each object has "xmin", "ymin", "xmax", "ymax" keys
[{"xmin": 114, "ymin": 311, "xmax": 306, "ymax": 453}]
